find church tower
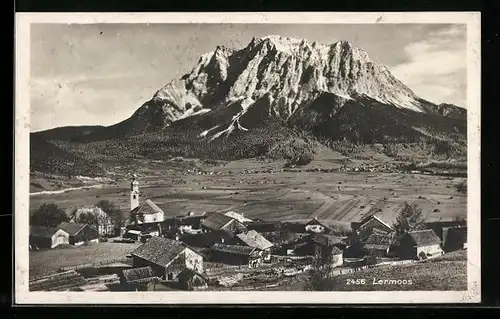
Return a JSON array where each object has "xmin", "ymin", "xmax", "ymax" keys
[{"xmin": 130, "ymin": 174, "xmax": 140, "ymax": 211}]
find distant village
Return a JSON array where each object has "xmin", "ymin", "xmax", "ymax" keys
[{"xmin": 29, "ymin": 175, "xmax": 467, "ymax": 292}]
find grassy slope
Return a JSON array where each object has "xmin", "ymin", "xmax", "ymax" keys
[
  {"xmin": 29, "ymin": 242, "xmax": 141, "ymax": 279},
  {"xmin": 29, "ymin": 93, "xmax": 467, "ymax": 177},
  {"xmin": 327, "ymin": 249, "xmax": 467, "ymax": 291}
]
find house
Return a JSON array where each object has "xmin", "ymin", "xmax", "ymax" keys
[
  {"xmin": 29, "ymin": 226, "xmax": 70, "ymax": 249},
  {"xmin": 210, "ymin": 243, "xmax": 263, "ymax": 267},
  {"xmin": 291, "ymin": 234, "xmax": 343, "ymax": 267},
  {"xmin": 359, "ymin": 231, "xmax": 395, "ymax": 257},
  {"xmin": 130, "ymin": 236, "xmax": 203, "ymax": 281},
  {"xmin": 304, "ymin": 217, "xmax": 331, "ymax": 234},
  {"xmin": 176, "ymin": 268, "xmax": 209, "ymax": 290},
  {"xmin": 179, "ymin": 230, "xmax": 237, "ymax": 249},
  {"xmin": 121, "ymin": 266, "xmax": 159, "ymax": 286},
  {"xmin": 223, "ymin": 211, "xmax": 253, "ymax": 224},
  {"xmin": 69, "ymin": 206, "xmax": 115, "ymax": 237},
  {"xmin": 442, "ymin": 226, "xmax": 467, "ymax": 252},
  {"xmin": 352, "ymin": 215, "xmax": 393, "ymax": 239},
  {"xmin": 201, "ymin": 212, "xmax": 247, "ymax": 234},
  {"xmin": 398, "ymin": 229, "xmax": 444, "ymax": 260},
  {"xmin": 292, "ymin": 234, "xmax": 342, "ymax": 256},
  {"xmin": 235, "ymin": 230, "xmax": 274, "ymax": 261},
  {"xmin": 326, "ymin": 246, "xmax": 344, "ymax": 268},
  {"xmin": 162, "ymin": 212, "xmax": 208, "ymax": 233},
  {"xmin": 57, "ymin": 222, "xmax": 99, "ymax": 246}
]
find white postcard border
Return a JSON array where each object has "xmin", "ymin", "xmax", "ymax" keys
[{"xmin": 15, "ymin": 11, "xmax": 481, "ymax": 304}]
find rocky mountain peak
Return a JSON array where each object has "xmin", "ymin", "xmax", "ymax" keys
[{"xmin": 136, "ymin": 35, "xmax": 457, "ymax": 132}]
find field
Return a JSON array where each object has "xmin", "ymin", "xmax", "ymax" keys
[
  {"xmin": 30, "ymin": 155, "xmax": 467, "ymax": 225},
  {"xmin": 29, "ymin": 242, "xmax": 141, "ymax": 279}
]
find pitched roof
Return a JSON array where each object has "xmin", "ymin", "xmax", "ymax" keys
[
  {"xmin": 362, "ymin": 244, "xmax": 391, "ymax": 251},
  {"xmin": 310, "ymin": 234, "xmax": 344, "ymax": 247},
  {"xmin": 122, "ymin": 266, "xmax": 157, "ymax": 283},
  {"xmin": 306, "ymin": 217, "xmax": 330, "ymax": 229},
  {"xmin": 358, "ymin": 215, "xmax": 393, "ymax": 231},
  {"xmin": 201, "ymin": 213, "xmax": 234, "ymax": 231},
  {"xmin": 177, "ymin": 268, "xmax": 208, "ymax": 282},
  {"xmin": 57, "ymin": 222, "xmax": 89, "ymax": 236},
  {"xmin": 236, "ymin": 230, "xmax": 273, "ymax": 250},
  {"xmin": 131, "ymin": 236, "xmax": 188, "ymax": 267},
  {"xmin": 30, "ymin": 226, "xmax": 66, "ymax": 238},
  {"xmin": 360, "ymin": 231, "xmax": 394, "ymax": 251},
  {"xmin": 224, "ymin": 211, "xmax": 253, "ymax": 223},
  {"xmin": 363, "ymin": 232, "xmax": 394, "ymax": 245},
  {"xmin": 407, "ymin": 229, "xmax": 442, "ymax": 246},
  {"xmin": 180, "ymin": 230, "xmax": 235, "ymax": 248},
  {"xmin": 130, "ymin": 199, "xmax": 164, "ymax": 215},
  {"xmin": 211, "ymin": 243, "xmax": 256, "ymax": 255},
  {"xmin": 330, "ymin": 246, "xmax": 343, "ymax": 255}
]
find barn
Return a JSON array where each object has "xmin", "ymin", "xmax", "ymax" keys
[
  {"xmin": 121, "ymin": 266, "xmax": 159, "ymax": 287},
  {"xmin": 352, "ymin": 215, "xmax": 393, "ymax": 239},
  {"xmin": 398, "ymin": 229, "xmax": 444, "ymax": 260},
  {"xmin": 235, "ymin": 230, "xmax": 274, "ymax": 261},
  {"xmin": 29, "ymin": 226, "xmax": 70, "ymax": 249},
  {"xmin": 360, "ymin": 231, "xmax": 394, "ymax": 257},
  {"xmin": 201, "ymin": 213, "xmax": 247, "ymax": 234},
  {"xmin": 176, "ymin": 268, "xmax": 209, "ymax": 290},
  {"xmin": 304, "ymin": 217, "xmax": 331, "ymax": 234},
  {"xmin": 130, "ymin": 236, "xmax": 204, "ymax": 281},
  {"xmin": 210, "ymin": 243, "xmax": 263, "ymax": 267},
  {"xmin": 69, "ymin": 206, "xmax": 115, "ymax": 237},
  {"xmin": 57, "ymin": 222, "xmax": 99, "ymax": 246},
  {"xmin": 179, "ymin": 230, "xmax": 237, "ymax": 249}
]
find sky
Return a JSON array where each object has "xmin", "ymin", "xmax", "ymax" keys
[{"xmin": 30, "ymin": 23, "xmax": 467, "ymax": 132}]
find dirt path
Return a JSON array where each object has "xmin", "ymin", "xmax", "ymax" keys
[{"xmin": 30, "ymin": 184, "xmax": 104, "ymax": 196}]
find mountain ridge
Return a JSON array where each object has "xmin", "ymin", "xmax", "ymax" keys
[{"xmin": 30, "ymin": 35, "xmax": 467, "ymax": 176}]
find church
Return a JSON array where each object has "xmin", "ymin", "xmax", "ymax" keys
[{"xmin": 128, "ymin": 175, "xmax": 165, "ymax": 224}]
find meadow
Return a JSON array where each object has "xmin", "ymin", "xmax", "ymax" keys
[
  {"xmin": 29, "ymin": 242, "xmax": 141, "ymax": 279},
  {"xmin": 30, "ymin": 155, "xmax": 467, "ymax": 225}
]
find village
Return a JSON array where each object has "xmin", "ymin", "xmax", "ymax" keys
[{"xmin": 28, "ymin": 174, "xmax": 468, "ymax": 292}]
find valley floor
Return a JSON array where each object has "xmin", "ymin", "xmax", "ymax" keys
[{"xmin": 30, "ymin": 158, "xmax": 467, "ymax": 224}]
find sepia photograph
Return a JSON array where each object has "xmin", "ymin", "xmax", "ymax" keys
[{"xmin": 15, "ymin": 12, "xmax": 481, "ymax": 304}]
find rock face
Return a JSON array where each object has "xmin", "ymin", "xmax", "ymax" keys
[
  {"xmin": 30, "ymin": 35, "xmax": 467, "ymax": 176},
  {"xmin": 111, "ymin": 35, "xmax": 464, "ymax": 141}
]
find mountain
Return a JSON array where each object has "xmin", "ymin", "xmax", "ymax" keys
[{"xmin": 31, "ymin": 35, "xmax": 467, "ymax": 175}]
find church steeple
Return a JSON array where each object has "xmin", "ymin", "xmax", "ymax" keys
[{"xmin": 130, "ymin": 174, "xmax": 140, "ymax": 211}]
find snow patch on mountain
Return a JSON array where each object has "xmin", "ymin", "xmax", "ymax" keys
[{"xmin": 142, "ymin": 35, "xmax": 434, "ymax": 133}]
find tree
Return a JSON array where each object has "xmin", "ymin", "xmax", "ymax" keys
[
  {"xmin": 96, "ymin": 200, "xmax": 124, "ymax": 229},
  {"xmin": 392, "ymin": 202, "xmax": 427, "ymax": 235},
  {"xmin": 76, "ymin": 211, "xmax": 99, "ymax": 229},
  {"xmin": 306, "ymin": 246, "xmax": 336, "ymax": 291},
  {"xmin": 31, "ymin": 203, "xmax": 68, "ymax": 227}
]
